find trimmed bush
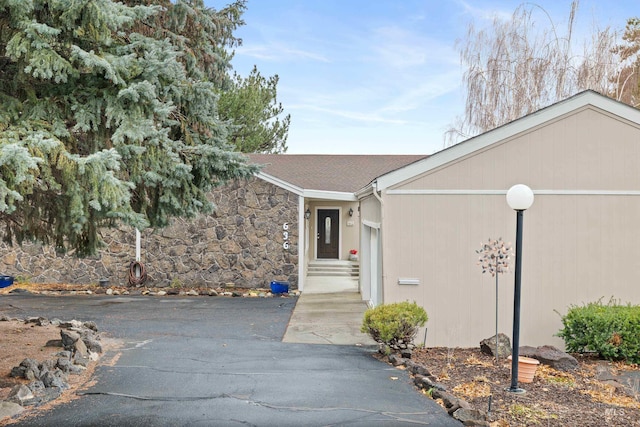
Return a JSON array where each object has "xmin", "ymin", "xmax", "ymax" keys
[
  {"xmin": 361, "ymin": 301, "xmax": 428, "ymax": 349},
  {"xmin": 557, "ymin": 299, "xmax": 640, "ymax": 364}
]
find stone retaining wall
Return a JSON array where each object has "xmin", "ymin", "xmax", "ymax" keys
[{"xmin": 0, "ymin": 177, "xmax": 299, "ymax": 289}]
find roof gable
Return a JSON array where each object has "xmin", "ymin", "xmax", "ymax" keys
[{"xmin": 374, "ymin": 91, "xmax": 640, "ymax": 191}]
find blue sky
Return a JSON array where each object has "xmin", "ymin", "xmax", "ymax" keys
[{"xmin": 205, "ymin": 1, "xmax": 637, "ymax": 155}]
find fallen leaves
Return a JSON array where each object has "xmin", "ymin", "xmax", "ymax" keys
[
  {"xmin": 581, "ymin": 382, "xmax": 640, "ymax": 409},
  {"xmin": 453, "ymin": 380, "xmax": 492, "ymax": 398}
]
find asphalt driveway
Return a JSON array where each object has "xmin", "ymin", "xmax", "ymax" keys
[{"xmin": 1, "ymin": 294, "xmax": 459, "ymax": 426}]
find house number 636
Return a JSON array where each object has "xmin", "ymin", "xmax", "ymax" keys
[{"xmin": 283, "ymin": 223, "xmax": 290, "ymax": 249}]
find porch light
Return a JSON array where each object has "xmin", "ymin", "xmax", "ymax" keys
[
  {"xmin": 305, "ymin": 208, "xmax": 311, "ymax": 220},
  {"xmin": 505, "ymin": 184, "xmax": 534, "ymax": 394},
  {"xmin": 348, "ymin": 208, "xmax": 354, "ymax": 217}
]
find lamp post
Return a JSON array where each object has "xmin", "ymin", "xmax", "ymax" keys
[{"xmin": 505, "ymin": 184, "xmax": 534, "ymax": 393}]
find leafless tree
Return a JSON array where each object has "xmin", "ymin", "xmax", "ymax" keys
[{"xmin": 446, "ymin": 1, "xmax": 622, "ymax": 145}]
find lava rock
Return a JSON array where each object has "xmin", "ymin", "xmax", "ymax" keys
[
  {"xmin": 10, "ymin": 359, "xmax": 40, "ymax": 380},
  {"xmin": 83, "ymin": 321, "xmax": 98, "ymax": 332},
  {"xmin": 519, "ymin": 345, "xmax": 578, "ymax": 371},
  {"xmin": 452, "ymin": 408, "xmax": 489, "ymax": 426},
  {"xmin": 45, "ymin": 339, "xmax": 63, "ymax": 347},
  {"xmin": 56, "ymin": 357, "xmax": 73, "ymax": 373},
  {"xmin": 405, "ymin": 360, "xmax": 433, "ymax": 377},
  {"xmin": 83, "ymin": 336, "xmax": 103, "ymax": 354},
  {"xmin": 7, "ymin": 384, "xmax": 35, "ymax": 406},
  {"xmin": 480, "ymin": 333, "xmax": 511, "ymax": 359},
  {"xmin": 41, "ymin": 370, "xmax": 68, "ymax": 389},
  {"xmin": 414, "ymin": 375, "xmax": 446, "ymax": 392},
  {"xmin": 74, "ymin": 338, "xmax": 88, "ymax": 358},
  {"xmin": 27, "ymin": 381, "xmax": 45, "ymax": 393},
  {"xmin": 60, "ymin": 329, "xmax": 81, "ymax": 350},
  {"xmin": 387, "ymin": 354, "xmax": 405, "ymax": 366},
  {"xmin": 0, "ymin": 401, "xmax": 24, "ymax": 418}
]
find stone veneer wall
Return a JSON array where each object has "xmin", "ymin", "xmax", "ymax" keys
[{"xmin": 0, "ymin": 177, "xmax": 299, "ymax": 289}]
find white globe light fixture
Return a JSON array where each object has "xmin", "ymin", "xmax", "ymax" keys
[
  {"xmin": 505, "ymin": 183, "xmax": 534, "ymax": 394},
  {"xmin": 506, "ymin": 184, "xmax": 534, "ymax": 211}
]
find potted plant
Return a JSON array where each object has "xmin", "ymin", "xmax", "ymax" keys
[{"xmin": 349, "ymin": 249, "xmax": 358, "ymax": 261}]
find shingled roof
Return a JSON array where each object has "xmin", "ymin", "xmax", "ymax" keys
[{"xmin": 247, "ymin": 154, "xmax": 428, "ymax": 193}]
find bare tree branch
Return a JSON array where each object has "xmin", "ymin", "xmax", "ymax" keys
[{"xmin": 446, "ymin": 1, "xmax": 622, "ymax": 146}]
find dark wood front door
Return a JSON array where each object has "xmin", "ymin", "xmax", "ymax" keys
[{"xmin": 317, "ymin": 209, "xmax": 339, "ymax": 259}]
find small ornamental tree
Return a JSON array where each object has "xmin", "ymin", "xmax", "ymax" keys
[
  {"xmin": 361, "ymin": 301, "xmax": 428, "ymax": 352},
  {"xmin": 476, "ymin": 237, "xmax": 513, "ymax": 361}
]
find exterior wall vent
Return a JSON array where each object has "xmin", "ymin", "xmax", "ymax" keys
[{"xmin": 398, "ymin": 278, "xmax": 420, "ymax": 286}]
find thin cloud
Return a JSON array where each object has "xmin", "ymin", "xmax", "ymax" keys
[
  {"xmin": 289, "ymin": 104, "xmax": 409, "ymax": 125},
  {"xmin": 457, "ymin": 0, "xmax": 513, "ymax": 22},
  {"xmin": 370, "ymin": 26, "xmax": 429, "ymax": 68},
  {"xmin": 237, "ymin": 43, "xmax": 331, "ymax": 63},
  {"xmin": 378, "ymin": 74, "xmax": 461, "ymax": 115}
]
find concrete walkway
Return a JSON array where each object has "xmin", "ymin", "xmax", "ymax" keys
[{"xmin": 283, "ymin": 291, "xmax": 377, "ymax": 347}]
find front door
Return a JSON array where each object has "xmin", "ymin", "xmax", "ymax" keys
[{"xmin": 317, "ymin": 209, "xmax": 339, "ymax": 259}]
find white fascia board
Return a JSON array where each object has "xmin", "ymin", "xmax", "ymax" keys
[
  {"xmin": 355, "ymin": 184, "xmax": 374, "ymax": 199},
  {"xmin": 256, "ymin": 173, "xmax": 357, "ymax": 201},
  {"xmin": 376, "ymin": 91, "xmax": 640, "ymax": 191},
  {"xmin": 256, "ymin": 172, "xmax": 303, "ymax": 196},
  {"xmin": 387, "ymin": 189, "xmax": 640, "ymax": 196},
  {"xmin": 302, "ymin": 189, "xmax": 357, "ymax": 201}
]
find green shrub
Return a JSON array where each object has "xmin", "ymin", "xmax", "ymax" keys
[
  {"xmin": 557, "ymin": 299, "xmax": 640, "ymax": 364},
  {"xmin": 361, "ymin": 301, "xmax": 428, "ymax": 349}
]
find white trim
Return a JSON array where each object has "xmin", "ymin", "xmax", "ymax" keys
[
  {"xmin": 257, "ymin": 172, "xmax": 303, "ymax": 196},
  {"xmin": 135, "ymin": 228, "xmax": 141, "ymax": 262},
  {"xmin": 303, "ymin": 189, "xmax": 357, "ymax": 201},
  {"xmin": 376, "ymin": 91, "xmax": 640, "ymax": 191},
  {"xmin": 257, "ymin": 173, "xmax": 357, "ymax": 201},
  {"xmin": 355, "ymin": 185, "xmax": 374, "ymax": 198},
  {"xmin": 387, "ymin": 189, "xmax": 640, "ymax": 196},
  {"xmin": 297, "ymin": 196, "xmax": 305, "ymax": 292},
  {"xmin": 362, "ymin": 219, "xmax": 381, "ymax": 229}
]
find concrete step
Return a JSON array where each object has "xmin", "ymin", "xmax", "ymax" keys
[
  {"xmin": 308, "ymin": 261, "xmax": 359, "ymax": 266},
  {"xmin": 308, "ymin": 266, "xmax": 360, "ymax": 273},
  {"xmin": 307, "ymin": 271, "xmax": 359, "ymax": 277},
  {"xmin": 307, "ymin": 261, "xmax": 359, "ymax": 278}
]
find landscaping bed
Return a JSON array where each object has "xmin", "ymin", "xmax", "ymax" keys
[
  {"xmin": 0, "ymin": 282, "xmax": 299, "ymax": 298},
  {"xmin": 383, "ymin": 347, "xmax": 640, "ymax": 426}
]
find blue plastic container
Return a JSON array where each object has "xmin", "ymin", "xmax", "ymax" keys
[
  {"xmin": 270, "ymin": 281, "xmax": 289, "ymax": 294},
  {"xmin": 0, "ymin": 275, "xmax": 14, "ymax": 288}
]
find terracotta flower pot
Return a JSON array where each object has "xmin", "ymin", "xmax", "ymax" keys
[{"xmin": 508, "ymin": 356, "xmax": 540, "ymax": 383}]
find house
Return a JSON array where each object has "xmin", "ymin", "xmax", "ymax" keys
[
  {"xmin": 0, "ymin": 154, "xmax": 425, "ymax": 293},
  {"xmin": 356, "ymin": 90, "xmax": 640, "ymax": 348},
  {"xmin": 4, "ymin": 90, "xmax": 639, "ymax": 350}
]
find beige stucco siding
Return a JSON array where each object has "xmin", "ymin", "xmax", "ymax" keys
[
  {"xmin": 395, "ymin": 107, "xmax": 640, "ymax": 191},
  {"xmin": 360, "ymin": 193, "xmax": 381, "ymax": 224},
  {"xmin": 383, "ymin": 193, "xmax": 640, "ymax": 348},
  {"xmin": 382, "ymin": 106, "xmax": 640, "ymax": 348}
]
